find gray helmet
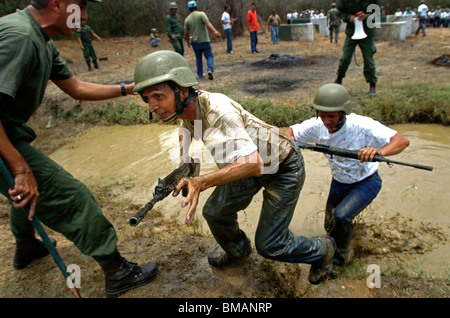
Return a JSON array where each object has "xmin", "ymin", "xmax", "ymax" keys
[
  {"xmin": 312, "ymin": 83, "xmax": 353, "ymax": 115},
  {"xmin": 133, "ymin": 50, "xmax": 198, "ymax": 94},
  {"xmin": 169, "ymin": 2, "xmax": 178, "ymax": 9}
]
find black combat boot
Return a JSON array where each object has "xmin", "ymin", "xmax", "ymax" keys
[
  {"xmin": 13, "ymin": 236, "xmax": 57, "ymax": 270},
  {"xmin": 102, "ymin": 254, "xmax": 158, "ymax": 298},
  {"xmin": 335, "ymin": 75, "xmax": 343, "ymax": 85},
  {"xmin": 369, "ymin": 82, "xmax": 376, "ymax": 97}
]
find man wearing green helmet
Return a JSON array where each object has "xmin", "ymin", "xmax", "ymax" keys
[
  {"xmin": 285, "ymin": 83, "xmax": 410, "ymax": 279},
  {"xmin": 165, "ymin": 2, "xmax": 184, "ymax": 56},
  {"xmin": 0, "ymin": 0, "xmax": 157, "ymax": 298},
  {"xmin": 134, "ymin": 51, "xmax": 337, "ymax": 285}
]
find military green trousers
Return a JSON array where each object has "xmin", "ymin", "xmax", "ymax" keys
[
  {"xmin": 337, "ymin": 35, "xmax": 377, "ymax": 84},
  {"xmin": 171, "ymin": 38, "xmax": 184, "ymax": 56},
  {"xmin": 0, "ymin": 140, "xmax": 119, "ymax": 265},
  {"xmin": 83, "ymin": 44, "xmax": 97, "ymax": 67}
]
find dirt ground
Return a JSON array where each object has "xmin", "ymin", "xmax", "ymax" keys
[{"xmin": 0, "ymin": 27, "xmax": 449, "ymax": 300}]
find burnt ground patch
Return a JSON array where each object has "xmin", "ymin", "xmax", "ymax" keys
[
  {"xmin": 430, "ymin": 54, "xmax": 450, "ymax": 67},
  {"xmin": 240, "ymin": 54, "xmax": 338, "ymax": 96},
  {"xmin": 243, "ymin": 78, "xmax": 303, "ymax": 94},
  {"xmin": 251, "ymin": 54, "xmax": 337, "ymax": 69}
]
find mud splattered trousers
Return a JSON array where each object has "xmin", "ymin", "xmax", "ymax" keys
[
  {"xmin": 325, "ymin": 172, "xmax": 382, "ymax": 266},
  {"xmin": 202, "ymin": 143, "xmax": 328, "ymax": 264},
  {"xmin": 0, "ymin": 125, "xmax": 119, "ymax": 265},
  {"xmin": 336, "ymin": 35, "xmax": 377, "ymax": 84}
]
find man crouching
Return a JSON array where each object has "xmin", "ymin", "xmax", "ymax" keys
[{"xmin": 133, "ymin": 51, "xmax": 336, "ymax": 285}]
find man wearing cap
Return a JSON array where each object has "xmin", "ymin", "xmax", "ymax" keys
[
  {"xmin": 415, "ymin": 1, "xmax": 428, "ymax": 36},
  {"xmin": 334, "ymin": 0, "xmax": 381, "ymax": 97},
  {"xmin": 165, "ymin": 2, "xmax": 185, "ymax": 55},
  {"xmin": 267, "ymin": 9, "xmax": 281, "ymax": 44},
  {"xmin": 0, "ymin": 0, "xmax": 157, "ymax": 297},
  {"xmin": 184, "ymin": 1, "xmax": 221, "ymax": 80},
  {"xmin": 133, "ymin": 50, "xmax": 337, "ymax": 285},
  {"xmin": 327, "ymin": 3, "xmax": 341, "ymax": 44},
  {"xmin": 285, "ymin": 83, "xmax": 409, "ymax": 279}
]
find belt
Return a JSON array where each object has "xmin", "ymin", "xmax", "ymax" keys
[
  {"xmin": 276, "ymin": 147, "xmax": 295, "ymax": 174},
  {"xmin": 281, "ymin": 147, "xmax": 295, "ymax": 164}
]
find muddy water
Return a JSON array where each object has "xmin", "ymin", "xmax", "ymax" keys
[{"xmin": 50, "ymin": 123, "xmax": 449, "ymax": 276}]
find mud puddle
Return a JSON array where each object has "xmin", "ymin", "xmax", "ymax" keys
[{"xmin": 50, "ymin": 123, "xmax": 449, "ymax": 277}]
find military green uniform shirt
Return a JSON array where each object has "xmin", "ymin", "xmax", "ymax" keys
[
  {"xmin": 328, "ymin": 7, "xmax": 341, "ymax": 26},
  {"xmin": 0, "ymin": 9, "xmax": 73, "ymax": 140},
  {"xmin": 0, "ymin": 9, "xmax": 118, "ymax": 265}
]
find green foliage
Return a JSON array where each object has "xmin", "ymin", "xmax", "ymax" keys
[
  {"xmin": 359, "ymin": 81, "xmax": 449, "ymax": 125},
  {"xmin": 238, "ymin": 98, "xmax": 315, "ymax": 127},
  {"xmin": 78, "ymin": 101, "xmax": 150, "ymax": 125}
]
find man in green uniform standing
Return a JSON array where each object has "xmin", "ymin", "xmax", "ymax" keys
[
  {"xmin": 0, "ymin": 0, "xmax": 157, "ymax": 298},
  {"xmin": 75, "ymin": 19, "xmax": 102, "ymax": 71},
  {"xmin": 335, "ymin": 0, "xmax": 380, "ymax": 97},
  {"xmin": 165, "ymin": 2, "xmax": 185, "ymax": 56},
  {"xmin": 327, "ymin": 2, "xmax": 341, "ymax": 43}
]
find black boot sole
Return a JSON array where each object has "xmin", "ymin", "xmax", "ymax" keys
[{"xmin": 105, "ymin": 265, "xmax": 158, "ymax": 298}]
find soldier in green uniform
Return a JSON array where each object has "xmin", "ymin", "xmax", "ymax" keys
[
  {"xmin": 75, "ymin": 20, "xmax": 102, "ymax": 71},
  {"xmin": 0, "ymin": 0, "xmax": 157, "ymax": 298},
  {"xmin": 327, "ymin": 2, "xmax": 341, "ymax": 43},
  {"xmin": 165, "ymin": 2, "xmax": 185, "ymax": 56},
  {"xmin": 335, "ymin": 0, "xmax": 380, "ymax": 97}
]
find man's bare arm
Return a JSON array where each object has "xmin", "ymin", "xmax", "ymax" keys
[{"xmin": 52, "ymin": 76, "xmax": 134, "ymax": 101}]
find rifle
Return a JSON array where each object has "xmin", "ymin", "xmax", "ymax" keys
[
  {"xmin": 297, "ymin": 143, "xmax": 433, "ymax": 172},
  {"xmin": 129, "ymin": 160, "xmax": 200, "ymax": 227}
]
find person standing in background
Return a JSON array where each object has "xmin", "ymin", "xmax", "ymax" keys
[
  {"xmin": 247, "ymin": 3, "xmax": 260, "ymax": 53},
  {"xmin": 416, "ymin": 0, "xmax": 428, "ymax": 36},
  {"xmin": 267, "ymin": 9, "xmax": 281, "ymax": 45},
  {"xmin": 165, "ymin": 2, "xmax": 185, "ymax": 56},
  {"xmin": 221, "ymin": 5, "xmax": 235, "ymax": 54},
  {"xmin": 184, "ymin": 1, "xmax": 221, "ymax": 80},
  {"xmin": 75, "ymin": 20, "xmax": 102, "ymax": 71},
  {"xmin": 327, "ymin": 2, "xmax": 341, "ymax": 44}
]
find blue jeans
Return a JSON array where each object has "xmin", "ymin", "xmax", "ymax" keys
[
  {"xmin": 191, "ymin": 41, "xmax": 214, "ymax": 77},
  {"xmin": 325, "ymin": 171, "xmax": 382, "ymax": 265},
  {"xmin": 202, "ymin": 143, "xmax": 328, "ymax": 265},
  {"xmin": 225, "ymin": 28, "xmax": 233, "ymax": 52},
  {"xmin": 270, "ymin": 26, "xmax": 279, "ymax": 44},
  {"xmin": 250, "ymin": 31, "xmax": 258, "ymax": 52}
]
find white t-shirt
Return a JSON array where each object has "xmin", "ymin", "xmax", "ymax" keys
[
  {"xmin": 290, "ymin": 114, "xmax": 397, "ymax": 184},
  {"xmin": 418, "ymin": 4, "xmax": 428, "ymax": 17},
  {"xmin": 221, "ymin": 12, "xmax": 232, "ymax": 30}
]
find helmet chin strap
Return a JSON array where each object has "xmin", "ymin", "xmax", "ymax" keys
[
  {"xmin": 335, "ymin": 112, "xmax": 347, "ymax": 131},
  {"xmin": 161, "ymin": 85, "xmax": 194, "ymax": 123}
]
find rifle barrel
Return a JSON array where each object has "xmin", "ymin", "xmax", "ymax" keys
[
  {"xmin": 297, "ymin": 142, "xmax": 433, "ymax": 172},
  {"xmin": 129, "ymin": 200, "xmax": 156, "ymax": 227}
]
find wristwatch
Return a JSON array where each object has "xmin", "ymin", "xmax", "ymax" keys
[{"xmin": 120, "ymin": 83, "xmax": 127, "ymax": 96}]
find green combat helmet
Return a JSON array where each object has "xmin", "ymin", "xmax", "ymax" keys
[
  {"xmin": 134, "ymin": 50, "xmax": 199, "ymax": 122},
  {"xmin": 134, "ymin": 50, "xmax": 198, "ymax": 93},
  {"xmin": 312, "ymin": 83, "xmax": 353, "ymax": 115}
]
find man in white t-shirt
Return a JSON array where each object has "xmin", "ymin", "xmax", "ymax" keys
[
  {"xmin": 221, "ymin": 5, "xmax": 234, "ymax": 54},
  {"xmin": 285, "ymin": 84, "xmax": 410, "ymax": 278},
  {"xmin": 416, "ymin": 0, "xmax": 428, "ymax": 36}
]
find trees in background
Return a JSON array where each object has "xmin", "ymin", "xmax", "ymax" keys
[{"xmin": 1, "ymin": 0, "xmax": 449, "ymax": 37}]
